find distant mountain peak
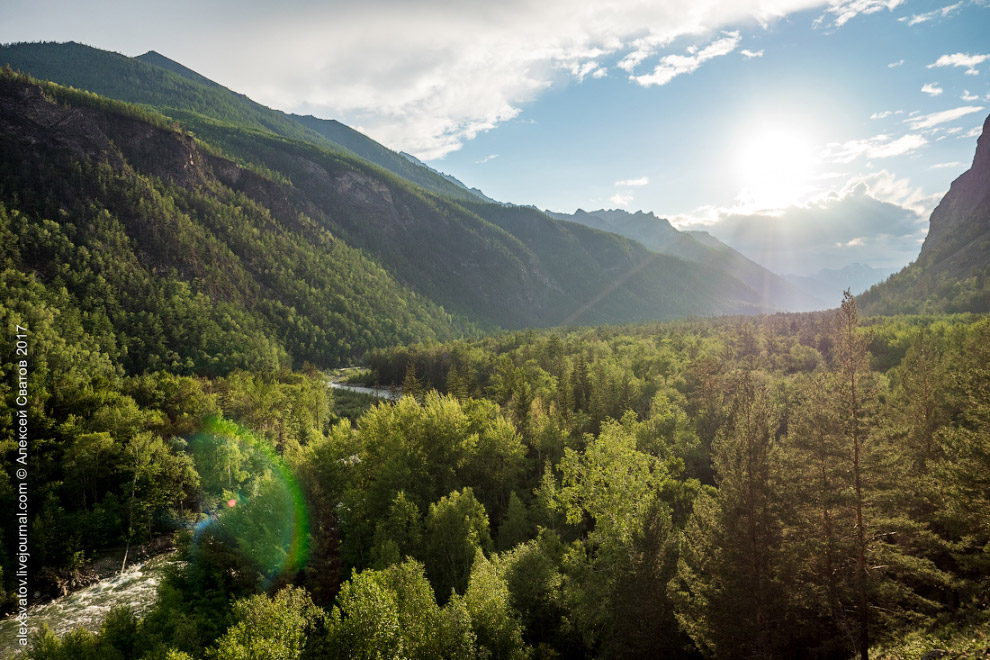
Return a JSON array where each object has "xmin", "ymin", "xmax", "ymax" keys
[
  {"xmin": 581, "ymin": 208, "xmax": 675, "ymax": 231},
  {"xmin": 547, "ymin": 207, "xmax": 823, "ymax": 311},
  {"xmin": 134, "ymin": 50, "xmax": 222, "ymax": 88}
]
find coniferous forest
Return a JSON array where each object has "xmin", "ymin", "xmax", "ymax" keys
[{"xmin": 0, "ymin": 44, "xmax": 988, "ymax": 660}]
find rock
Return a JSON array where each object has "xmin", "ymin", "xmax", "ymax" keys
[
  {"xmin": 919, "ymin": 650, "xmax": 948, "ymax": 660},
  {"xmin": 921, "ymin": 113, "xmax": 990, "ymax": 260}
]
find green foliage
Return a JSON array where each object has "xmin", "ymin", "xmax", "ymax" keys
[
  {"xmin": 463, "ymin": 549, "xmax": 531, "ymax": 660},
  {"xmin": 547, "ymin": 418, "xmax": 683, "ymax": 658},
  {"xmin": 671, "ymin": 372, "xmax": 790, "ymax": 659},
  {"xmin": 370, "ymin": 491, "xmax": 422, "ymax": 569},
  {"xmin": 1, "ymin": 92, "xmax": 987, "ymax": 660},
  {"xmin": 207, "ymin": 587, "xmax": 328, "ymax": 660},
  {"xmin": 424, "ymin": 488, "xmax": 493, "ymax": 601},
  {"xmin": 497, "ymin": 492, "xmax": 533, "ymax": 551},
  {"xmin": 325, "ymin": 561, "xmax": 477, "ymax": 660}
]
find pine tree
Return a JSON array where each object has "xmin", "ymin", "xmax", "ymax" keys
[
  {"xmin": 671, "ymin": 371, "xmax": 786, "ymax": 659},
  {"xmin": 779, "ymin": 294, "xmax": 951, "ymax": 658},
  {"xmin": 402, "ymin": 362, "xmax": 424, "ymax": 403},
  {"xmin": 835, "ymin": 292, "xmax": 872, "ymax": 660}
]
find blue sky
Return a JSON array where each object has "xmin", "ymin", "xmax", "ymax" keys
[{"xmin": 3, "ymin": 0, "xmax": 989, "ymax": 274}]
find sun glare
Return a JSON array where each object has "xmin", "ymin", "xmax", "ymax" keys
[{"xmin": 734, "ymin": 126, "xmax": 819, "ymax": 211}]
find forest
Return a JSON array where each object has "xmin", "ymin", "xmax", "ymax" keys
[
  {"xmin": 3, "ymin": 286, "xmax": 988, "ymax": 658},
  {"xmin": 0, "ymin": 54, "xmax": 988, "ymax": 660}
]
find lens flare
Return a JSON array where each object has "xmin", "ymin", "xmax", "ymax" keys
[{"xmin": 187, "ymin": 416, "xmax": 309, "ymax": 588}]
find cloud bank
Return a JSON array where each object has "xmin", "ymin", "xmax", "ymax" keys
[
  {"xmin": 172, "ymin": 0, "xmax": 848, "ymax": 159},
  {"xmin": 673, "ymin": 168, "xmax": 943, "ymax": 274}
]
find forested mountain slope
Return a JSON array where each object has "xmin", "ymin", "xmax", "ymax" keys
[
  {"xmin": 0, "ymin": 41, "xmax": 484, "ymax": 201},
  {"xmin": 551, "ymin": 208, "xmax": 818, "ymax": 310},
  {"xmin": 0, "ymin": 73, "xmax": 471, "ymax": 371},
  {"xmin": 0, "ymin": 59, "xmax": 775, "ymax": 331},
  {"xmin": 861, "ymin": 113, "xmax": 990, "ymax": 313}
]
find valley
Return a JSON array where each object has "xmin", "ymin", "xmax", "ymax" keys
[{"xmin": 1, "ymin": 35, "xmax": 988, "ymax": 660}]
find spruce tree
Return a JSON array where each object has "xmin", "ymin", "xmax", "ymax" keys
[{"xmin": 671, "ymin": 371, "xmax": 786, "ymax": 659}]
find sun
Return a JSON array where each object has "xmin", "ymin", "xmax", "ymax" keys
[{"xmin": 734, "ymin": 126, "xmax": 819, "ymax": 211}]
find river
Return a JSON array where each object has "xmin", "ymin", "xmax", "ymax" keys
[
  {"xmin": 0, "ymin": 552, "xmax": 180, "ymax": 654},
  {"xmin": 328, "ymin": 379, "xmax": 402, "ymax": 401}
]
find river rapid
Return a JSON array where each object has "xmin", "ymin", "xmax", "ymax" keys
[
  {"xmin": 0, "ymin": 552, "xmax": 179, "ymax": 654},
  {"xmin": 328, "ymin": 379, "xmax": 402, "ymax": 400}
]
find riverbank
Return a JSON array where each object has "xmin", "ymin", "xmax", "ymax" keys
[
  {"xmin": 34, "ymin": 535, "xmax": 176, "ymax": 602},
  {"xmin": 328, "ymin": 368, "xmax": 402, "ymax": 401},
  {"xmin": 0, "ymin": 550, "xmax": 180, "ymax": 652}
]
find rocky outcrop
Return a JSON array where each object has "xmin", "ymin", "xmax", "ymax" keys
[
  {"xmin": 0, "ymin": 78, "xmax": 122, "ymax": 166},
  {"xmin": 859, "ymin": 114, "xmax": 990, "ymax": 313},
  {"xmin": 921, "ymin": 113, "xmax": 990, "ymax": 260}
]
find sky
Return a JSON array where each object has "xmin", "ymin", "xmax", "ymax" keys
[{"xmin": 3, "ymin": 0, "xmax": 990, "ymax": 275}]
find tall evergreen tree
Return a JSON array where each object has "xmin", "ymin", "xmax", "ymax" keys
[{"xmin": 671, "ymin": 371, "xmax": 787, "ymax": 659}]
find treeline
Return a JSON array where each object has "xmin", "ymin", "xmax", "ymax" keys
[{"xmin": 17, "ymin": 298, "xmax": 989, "ymax": 659}]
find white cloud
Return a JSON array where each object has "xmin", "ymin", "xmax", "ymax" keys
[
  {"xmin": 818, "ymin": 0, "xmax": 905, "ymax": 29},
  {"xmin": 609, "ymin": 193, "xmax": 633, "ymax": 206},
  {"xmin": 189, "ymin": 0, "xmax": 832, "ymax": 160},
  {"xmin": 741, "ymin": 49, "xmax": 764, "ymax": 58},
  {"xmin": 823, "ymin": 133, "xmax": 927, "ymax": 163},
  {"xmin": 930, "ymin": 161, "xmax": 964, "ymax": 169},
  {"xmin": 2, "ymin": 0, "xmax": 874, "ymax": 160},
  {"xmin": 961, "ymin": 126, "xmax": 982, "ymax": 139},
  {"xmin": 670, "ymin": 173, "xmax": 931, "ymax": 274},
  {"xmin": 475, "ymin": 154, "xmax": 499, "ymax": 164},
  {"xmin": 837, "ymin": 237, "xmax": 865, "ymax": 247},
  {"xmin": 615, "ymin": 176, "xmax": 650, "ymax": 187},
  {"xmin": 899, "ymin": 2, "xmax": 963, "ymax": 26},
  {"xmin": 566, "ymin": 60, "xmax": 606, "ymax": 82},
  {"xmin": 921, "ymin": 82, "xmax": 943, "ymax": 96},
  {"xmin": 870, "ymin": 110, "xmax": 903, "ymax": 119},
  {"xmin": 905, "ymin": 106, "xmax": 985, "ymax": 130},
  {"xmin": 928, "ymin": 52, "xmax": 990, "ymax": 76},
  {"xmin": 888, "ymin": 59, "xmax": 904, "ymax": 68},
  {"xmin": 632, "ymin": 32, "xmax": 742, "ymax": 87},
  {"xmin": 961, "ymin": 90, "xmax": 980, "ymax": 101},
  {"xmin": 935, "ymin": 126, "xmax": 964, "ymax": 141},
  {"xmin": 841, "ymin": 169, "xmax": 942, "ymax": 216}
]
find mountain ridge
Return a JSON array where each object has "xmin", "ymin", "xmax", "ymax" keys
[
  {"xmin": 549, "ymin": 208, "xmax": 820, "ymax": 310},
  {"xmin": 860, "ymin": 113, "xmax": 990, "ymax": 314},
  {"xmin": 0, "ymin": 41, "xmax": 483, "ymax": 202},
  {"xmin": 0, "ymin": 73, "xmax": 472, "ymax": 370},
  {"xmin": 0, "ymin": 67, "xmax": 777, "ymax": 359}
]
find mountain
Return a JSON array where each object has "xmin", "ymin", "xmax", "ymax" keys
[
  {"xmin": 286, "ymin": 115, "xmax": 489, "ymax": 202},
  {"xmin": 860, "ymin": 113, "xmax": 990, "ymax": 314},
  {"xmin": 135, "ymin": 49, "xmax": 223, "ymax": 88},
  {"xmin": 0, "ymin": 66, "xmax": 778, "ymax": 366},
  {"xmin": 0, "ymin": 73, "xmax": 472, "ymax": 372},
  {"xmin": 550, "ymin": 208, "xmax": 819, "ymax": 310},
  {"xmin": 0, "ymin": 41, "xmax": 481, "ymax": 202},
  {"xmin": 399, "ymin": 151, "xmax": 498, "ymax": 203},
  {"xmin": 784, "ymin": 264, "xmax": 894, "ymax": 307}
]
